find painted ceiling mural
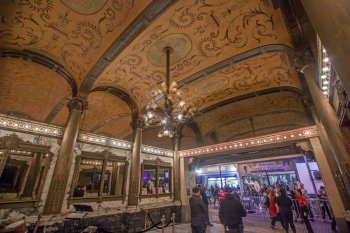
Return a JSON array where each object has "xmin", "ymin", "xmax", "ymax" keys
[
  {"xmin": 80, "ymin": 92, "xmax": 132, "ymax": 136},
  {"xmin": 195, "ymin": 91, "xmax": 307, "ymax": 136},
  {"xmin": 95, "ymin": 0, "xmax": 293, "ymax": 109},
  {"xmin": 0, "ymin": 0, "xmax": 313, "ymax": 149},
  {"xmin": 0, "ymin": 0, "xmax": 151, "ymax": 85},
  {"xmin": 0, "ymin": 57, "xmax": 71, "ymax": 121},
  {"xmin": 182, "ymin": 51, "xmax": 301, "ymax": 110}
]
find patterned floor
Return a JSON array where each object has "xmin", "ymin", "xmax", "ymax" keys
[{"xmin": 149, "ymin": 205, "xmax": 336, "ymax": 233}]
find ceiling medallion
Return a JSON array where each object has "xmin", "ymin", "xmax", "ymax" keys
[{"xmin": 146, "ymin": 33, "xmax": 192, "ymax": 67}]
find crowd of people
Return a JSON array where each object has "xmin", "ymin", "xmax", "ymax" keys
[{"xmin": 189, "ymin": 182, "xmax": 336, "ymax": 233}]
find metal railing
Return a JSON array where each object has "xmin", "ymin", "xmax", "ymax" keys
[{"xmin": 224, "ymin": 195, "xmax": 334, "ymax": 221}]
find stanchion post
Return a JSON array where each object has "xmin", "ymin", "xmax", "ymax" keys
[
  {"xmin": 144, "ymin": 209, "xmax": 148, "ymax": 230},
  {"xmin": 172, "ymin": 213, "xmax": 175, "ymax": 233},
  {"xmin": 161, "ymin": 215, "xmax": 165, "ymax": 233}
]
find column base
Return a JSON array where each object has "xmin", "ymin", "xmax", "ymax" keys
[
  {"xmin": 335, "ymin": 217, "xmax": 350, "ymax": 233},
  {"xmin": 181, "ymin": 205, "xmax": 191, "ymax": 223}
]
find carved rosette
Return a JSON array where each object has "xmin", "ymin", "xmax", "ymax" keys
[{"xmin": 67, "ymin": 98, "xmax": 88, "ymax": 113}]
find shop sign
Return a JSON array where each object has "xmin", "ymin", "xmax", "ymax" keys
[
  {"xmin": 198, "ymin": 164, "xmax": 237, "ymax": 174},
  {"xmin": 238, "ymin": 158, "xmax": 301, "ymax": 174}
]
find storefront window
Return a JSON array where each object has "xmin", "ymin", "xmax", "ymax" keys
[{"xmin": 141, "ymin": 159, "xmax": 172, "ymax": 197}]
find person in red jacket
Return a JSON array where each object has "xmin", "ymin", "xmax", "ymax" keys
[
  {"xmin": 219, "ymin": 188, "xmax": 226, "ymax": 204},
  {"xmin": 296, "ymin": 189, "xmax": 314, "ymax": 233},
  {"xmin": 268, "ymin": 190, "xmax": 284, "ymax": 229}
]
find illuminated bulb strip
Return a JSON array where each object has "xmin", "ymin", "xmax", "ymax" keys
[
  {"xmin": 0, "ymin": 114, "xmax": 63, "ymax": 136},
  {"xmin": 179, "ymin": 126, "xmax": 318, "ymax": 157},
  {"xmin": 79, "ymin": 133, "xmax": 132, "ymax": 150},
  {"xmin": 141, "ymin": 146, "xmax": 173, "ymax": 156},
  {"xmin": 319, "ymin": 42, "xmax": 331, "ymax": 96},
  {"xmin": 0, "ymin": 114, "xmax": 170, "ymax": 157}
]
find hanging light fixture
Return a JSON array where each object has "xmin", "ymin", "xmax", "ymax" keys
[{"xmin": 142, "ymin": 47, "xmax": 196, "ymax": 137}]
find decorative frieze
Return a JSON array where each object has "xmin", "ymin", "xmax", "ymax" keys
[
  {"xmin": 0, "ymin": 114, "xmax": 63, "ymax": 137},
  {"xmin": 0, "ymin": 114, "xmax": 173, "ymax": 156}
]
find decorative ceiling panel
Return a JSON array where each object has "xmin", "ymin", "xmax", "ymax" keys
[
  {"xmin": 0, "ymin": 57, "xmax": 71, "ymax": 121},
  {"xmin": 142, "ymin": 127, "xmax": 172, "ymax": 150},
  {"xmin": 181, "ymin": 125, "xmax": 198, "ymax": 150},
  {"xmin": 181, "ymin": 51, "xmax": 301, "ymax": 110},
  {"xmin": 95, "ymin": 0, "xmax": 293, "ymax": 109},
  {"xmin": 51, "ymin": 104, "xmax": 69, "ymax": 127},
  {"xmin": 0, "ymin": 0, "xmax": 152, "ymax": 85},
  {"xmin": 214, "ymin": 111, "xmax": 310, "ymax": 142},
  {"xmin": 81, "ymin": 92, "xmax": 132, "ymax": 132},
  {"xmin": 94, "ymin": 115, "xmax": 132, "ymax": 139},
  {"xmin": 195, "ymin": 91, "xmax": 306, "ymax": 136}
]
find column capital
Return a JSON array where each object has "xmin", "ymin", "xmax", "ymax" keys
[
  {"xmin": 131, "ymin": 117, "xmax": 145, "ymax": 130},
  {"xmin": 67, "ymin": 97, "xmax": 88, "ymax": 113},
  {"xmin": 293, "ymin": 50, "xmax": 314, "ymax": 72}
]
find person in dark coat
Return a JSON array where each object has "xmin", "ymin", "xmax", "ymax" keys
[
  {"xmin": 219, "ymin": 189, "xmax": 247, "ymax": 233},
  {"xmin": 276, "ymin": 189, "xmax": 296, "ymax": 233},
  {"xmin": 199, "ymin": 186, "xmax": 213, "ymax": 226},
  {"xmin": 189, "ymin": 186, "xmax": 207, "ymax": 233}
]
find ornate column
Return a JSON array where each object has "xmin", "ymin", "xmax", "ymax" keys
[
  {"xmin": 179, "ymin": 156, "xmax": 191, "ymax": 223},
  {"xmin": 44, "ymin": 98, "xmax": 87, "ymax": 214},
  {"xmin": 309, "ymin": 137, "xmax": 350, "ymax": 233},
  {"xmin": 22, "ymin": 152, "xmax": 42, "ymax": 197},
  {"xmin": 127, "ymin": 118, "xmax": 143, "ymax": 206},
  {"xmin": 303, "ymin": 64, "xmax": 350, "ymax": 190},
  {"xmin": 173, "ymin": 133, "xmax": 181, "ymax": 203},
  {"xmin": 69, "ymin": 156, "xmax": 81, "ymax": 198}
]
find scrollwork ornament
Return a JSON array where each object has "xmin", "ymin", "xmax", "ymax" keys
[{"xmin": 0, "ymin": 134, "xmax": 24, "ymax": 149}]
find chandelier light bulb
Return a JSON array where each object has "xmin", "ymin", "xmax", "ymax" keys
[
  {"xmin": 323, "ymin": 80, "xmax": 329, "ymax": 85},
  {"xmin": 179, "ymin": 100, "xmax": 185, "ymax": 107},
  {"xmin": 322, "ymin": 67, "xmax": 329, "ymax": 72},
  {"xmin": 323, "ymin": 57, "xmax": 329, "ymax": 62},
  {"xmin": 321, "ymin": 74, "xmax": 327, "ymax": 79},
  {"xmin": 147, "ymin": 111, "xmax": 153, "ymax": 119},
  {"xmin": 322, "ymin": 86, "xmax": 327, "ymax": 90},
  {"xmin": 323, "ymin": 90, "xmax": 328, "ymax": 95},
  {"xmin": 177, "ymin": 113, "xmax": 183, "ymax": 120}
]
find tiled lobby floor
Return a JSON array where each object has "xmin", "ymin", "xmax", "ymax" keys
[{"xmin": 149, "ymin": 205, "xmax": 336, "ymax": 233}]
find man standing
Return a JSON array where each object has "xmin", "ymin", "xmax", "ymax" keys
[
  {"xmin": 189, "ymin": 186, "xmax": 207, "ymax": 233},
  {"xmin": 199, "ymin": 186, "xmax": 213, "ymax": 226},
  {"xmin": 219, "ymin": 189, "xmax": 247, "ymax": 233},
  {"xmin": 276, "ymin": 189, "xmax": 296, "ymax": 233}
]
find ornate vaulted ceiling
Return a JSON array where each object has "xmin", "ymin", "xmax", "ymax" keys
[{"xmin": 0, "ymin": 0, "xmax": 313, "ymax": 150}]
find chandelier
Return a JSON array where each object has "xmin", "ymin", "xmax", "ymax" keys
[{"xmin": 142, "ymin": 47, "xmax": 196, "ymax": 137}]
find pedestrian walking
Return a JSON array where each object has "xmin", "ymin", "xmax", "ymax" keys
[
  {"xmin": 296, "ymin": 189, "xmax": 314, "ymax": 233},
  {"xmin": 276, "ymin": 189, "xmax": 296, "ymax": 233},
  {"xmin": 189, "ymin": 186, "xmax": 207, "ymax": 233},
  {"xmin": 219, "ymin": 189, "xmax": 247, "ymax": 233},
  {"xmin": 268, "ymin": 189, "xmax": 284, "ymax": 229}
]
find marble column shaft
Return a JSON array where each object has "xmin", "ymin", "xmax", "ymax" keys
[
  {"xmin": 173, "ymin": 136, "xmax": 180, "ymax": 202},
  {"xmin": 43, "ymin": 98, "xmax": 87, "ymax": 214},
  {"xmin": 127, "ymin": 123, "xmax": 142, "ymax": 206},
  {"xmin": 303, "ymin": 64, "xmax": 350, "ymax": 191},
  {"xmin": 309, "ymin": 137, "xmax": 350, "ymax": 233}
]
